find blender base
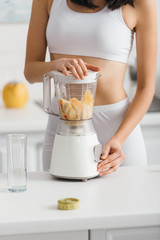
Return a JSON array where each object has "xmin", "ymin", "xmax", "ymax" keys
[
  {"xmin": 50, "ymin": 134, "xmax": 101, "ymax": 180},
  {"xmin": 51, "ymin": 173, "xmax": 99, "ymax": 182}
]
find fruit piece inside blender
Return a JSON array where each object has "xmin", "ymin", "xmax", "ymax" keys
[{"xmin": 59, "ymin": 89, "xmax": 94, "ymax": 120}]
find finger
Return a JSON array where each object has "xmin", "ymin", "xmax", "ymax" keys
[
  {"xmin": 70, "ymin": 59, "xmax": 85, "ymax": 79},
  {"xmin": 73, "ymin": 63, "xmax": 85, "ymax": 80},
  {"xmin": 106, "ymin": 151, "xmax": 122, "ymax": 163},
  {"xmin": 101, "ymin": 144, "xmax": 110, "ymax": 160},
  {"xmin": 85, "ymin": 63, "xmax": 101, "ymax": 71},
  {"xmin": 98, "ymin": 156, "xmax": 124, "ymax": 172},
  {"xmin": 77, "ymin": 58, "xmax": 88, "ymax": 76},
  {"xmin": 99, "ymin": 152, "xmax": 120, "ymax": 168},
  {"xmin": 99, "ymin": 167, "xmax": 117, "ymax": 176},
  {"xmin": 99, "ymin": 164, "xmax": 121, "ymax": 176},
  {"xmin": 117, "ymin": 148, "xmax": 124, "ymax": 157},
  {"xmin": 66, "ymin": 63, "xmax": 80, "ymax": 79},
  {"xmin": 99, "ymin": 161, "xmax": 121, "ymax": 176},
  {"xmin": 97, "ymin": 158, "xmax": 107, "ymax": 169},
  {"xmin": 61, "ymin": 66, "xmax": 69, "ymax": 76}
]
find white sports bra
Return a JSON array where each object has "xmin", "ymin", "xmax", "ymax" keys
[{"xmin": 46, "ymin": 0, "xmax": 134, "ymax": 63}]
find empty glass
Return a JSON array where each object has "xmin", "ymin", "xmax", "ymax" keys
[{"xmin": 7, "ymin": 134, "xmax": 27, "ymax": 192}]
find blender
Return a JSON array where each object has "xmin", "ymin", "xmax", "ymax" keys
[{"xmin": 43, "ymin": 70, "xmax": 102, "ymax": 181}]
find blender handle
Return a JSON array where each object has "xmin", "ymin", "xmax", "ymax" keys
[
  {"xmin": 43, "ymin": 72, "xmax": 59, "ymax": 117},
  {"xmin": 93, "ymin": 144, "xmax": 103, "ymax": 163}
]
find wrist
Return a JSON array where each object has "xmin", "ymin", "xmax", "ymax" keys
[
  {"xmin": 110, "ymin": 133, "xmax": 125, "ymax": 146},
  {"xmin": 51, "ymin": 59, "xmax": 59, "ymax": 69},
  {"xmin": 51, "ymin": 58, "xmax": 67, "ymax": 71}
]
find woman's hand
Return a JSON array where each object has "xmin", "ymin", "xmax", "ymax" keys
[
  {"xmin": 54, "ymin": 58, "xmax": 100, "ymax": 79},
  {"xmin": 97, "ymin": 138, "xmax": 125, "ymax": 176}
]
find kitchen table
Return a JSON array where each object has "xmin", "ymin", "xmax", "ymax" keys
[{"xmin": 0, "ymin": 166, "xmax": 160, "ymax": 240}]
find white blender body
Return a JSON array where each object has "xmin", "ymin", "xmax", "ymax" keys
[
  {"xmin": 51, "ymin": 133, "xmax": 100, "ymax": 179},
  {"xmin": 43, "ymin": 70, "xmax": 102, "ymax": 180}
]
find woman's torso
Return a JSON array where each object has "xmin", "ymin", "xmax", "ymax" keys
[{"xmin": 47, "ymin": 0, "xmax": 137, "ymax": 105}]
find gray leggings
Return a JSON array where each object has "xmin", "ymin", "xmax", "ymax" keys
[{"xmin": 42, "ymin": 97, "xmax": 147, "ymax": 170}]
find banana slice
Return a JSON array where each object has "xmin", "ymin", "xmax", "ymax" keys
[
  {"xmin": 59, "ymin": 89, "xmax": 94, "ymax": 120},
  {"xmin": 83, "ymin": 89, "xmax": 93, "ymax": 105},
  {"xmin": 68, "ymin": 108, "xmax": 77, "ymax": 120},
  {"xmin": 60, "ymin": 99, "xmax": 71, "ymax": 114},
  {"xmin": 70, "ymin": 98, "xmax": 82, "ymax": 119}
]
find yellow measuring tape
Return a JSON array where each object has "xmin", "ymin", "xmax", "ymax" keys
[{"xmin": 58, "ymin": 198, "xmax": 79, "ymax": 210}]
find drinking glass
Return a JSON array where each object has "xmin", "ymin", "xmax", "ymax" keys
[{"xmin": 7, "ymin": 134, "xmax": 27, "ymax": 192}]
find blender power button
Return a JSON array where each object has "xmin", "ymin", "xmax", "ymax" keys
[{"xmin": 94, "ymin": 144, "xmax": 103, "ymax": 163}]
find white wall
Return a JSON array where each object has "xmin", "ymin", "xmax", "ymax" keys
[{"xmin": 0, "ymin": 23, "xmax": 44, "ymax": 103}]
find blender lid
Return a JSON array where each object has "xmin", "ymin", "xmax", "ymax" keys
[{"xmin": 52, "ymin": 70, "xmax": 100, "ymax": 84}]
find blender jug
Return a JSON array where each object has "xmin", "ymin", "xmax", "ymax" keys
[
  {"xmin": 43, "ymin": 70, "xmax": 99, "ymax": 120},
  {"xmin": 43, "ymin": 70, "xmax": 102, "ymax": 181}
]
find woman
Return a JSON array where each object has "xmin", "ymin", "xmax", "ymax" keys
[{"xmin": 24, "ymin": 0, "xmax": 157, "ymax": 175}]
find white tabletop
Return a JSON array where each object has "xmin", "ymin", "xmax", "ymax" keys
[
  {"xmin": 0, "ymin": 166, "xmax": 160, "ymax": 235},
  {"xmin": 0, "ymin": 101, "xmax": 48, "ymax": 133}
]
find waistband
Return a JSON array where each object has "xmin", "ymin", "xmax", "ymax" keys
[{"xmin": 93, "ymin": 97, "xmax": 131, "ymax": 112}]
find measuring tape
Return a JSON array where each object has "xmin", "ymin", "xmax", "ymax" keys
[{"xmin": 58, "ymin": 198, "xmax": 79, "ymax": 210}]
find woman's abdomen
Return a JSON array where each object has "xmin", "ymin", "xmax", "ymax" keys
[{"xmin": 50, "ymin": 53, "xmax": 128, "ymax": 105}]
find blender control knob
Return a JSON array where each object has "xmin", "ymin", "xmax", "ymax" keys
[{"xmin": 94, "ymin": 144, "xmax": 103, "ymax": 163}]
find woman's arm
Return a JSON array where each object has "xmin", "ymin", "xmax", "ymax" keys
[
  {"xmin": 24, "ymin": 0, "xmax": 51, "ymax": 83},
  {"xmin": 98, "ymin": 0, "xmax": 158, "ymax": 175},
  {"xmin": 113, "ymin": 0, "xmax": 158, "ymax": 144},
  {"xmin": 24, "ymin": 0, "xmax": 100, "ymax": 83}
]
